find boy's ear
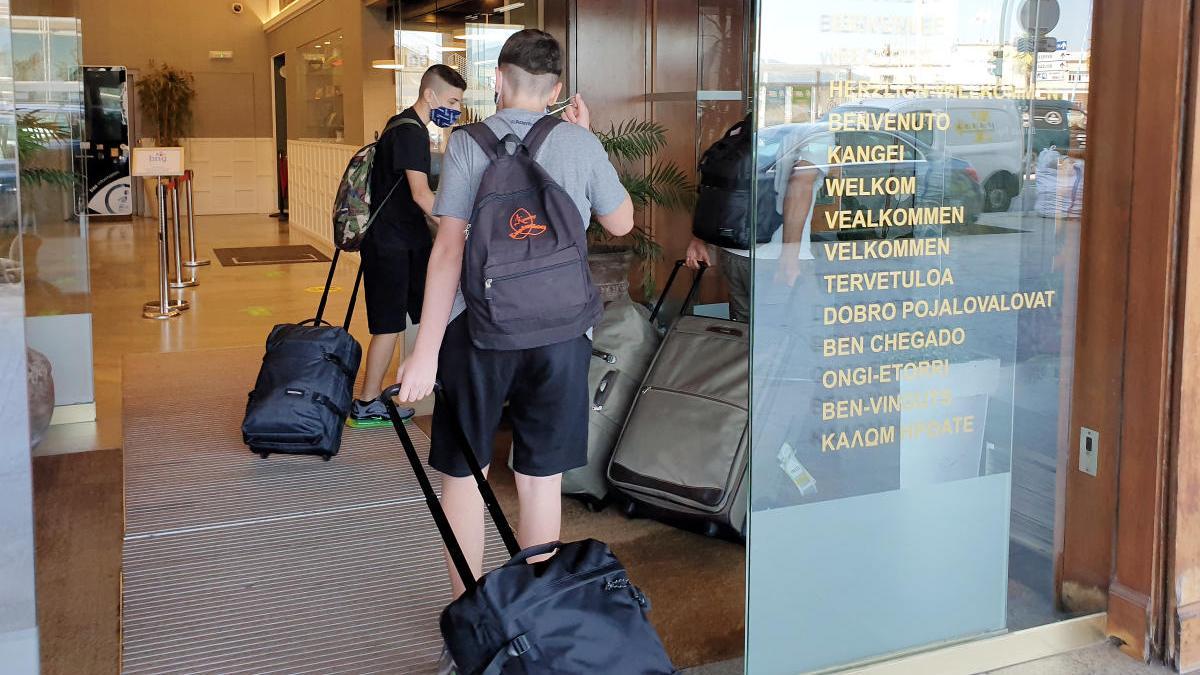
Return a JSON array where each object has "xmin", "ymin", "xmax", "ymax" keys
[{"xmin": 548, "ymin": 81, "xmax": 563, "ymax": 106}]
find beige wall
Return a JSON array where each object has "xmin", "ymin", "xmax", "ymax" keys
[{"xmin": 78, "ymin": 0, "xmax": 273, "ymax": 139}]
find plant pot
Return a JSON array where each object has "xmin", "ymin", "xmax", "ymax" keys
[
  {"xmin": 587, "ymin": 246, "xmax": 634, "ymax": 303},
  {"xmin": 26, "ymin": 347, "xmax": 54, "ymax": 450}
]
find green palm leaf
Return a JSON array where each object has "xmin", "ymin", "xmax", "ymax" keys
[{"xmin": 596, "ymin": 119, "xmax": 669, "ymax": 163}]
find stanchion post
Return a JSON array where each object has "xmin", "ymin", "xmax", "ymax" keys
[
  {"xmin": 182, "ymin": 169, "xmax": 209, "ymax": 268},
  {"xmin": 143, "ymin": 177, "xmax": 181, "ymax": 319},
  {"xmin": 168, "ymin": 178, "xmax": 197, "ymax": 289}
]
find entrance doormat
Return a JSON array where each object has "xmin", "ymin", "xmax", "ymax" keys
[{"xmin": 212, "ymin": 244, "xmax": 331, "ymax": 267}]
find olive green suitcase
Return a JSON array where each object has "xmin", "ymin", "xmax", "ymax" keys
[{"xmin": 606, "ymin": 300, "xmax": 749, "ymax": 538}]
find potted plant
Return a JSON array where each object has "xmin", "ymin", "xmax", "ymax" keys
[
  {"xmin": 17, "ymin": 111, "xmax": 75, "ymax": 190},
  {"xmin": 135, "ymin": 62, "xmax": 195, "ymax": 213},
  {"xmin": 589, "ymin": 119, "xmax": 693, "ymax": 299}
]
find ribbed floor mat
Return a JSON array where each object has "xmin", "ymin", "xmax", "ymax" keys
[{"xmin": 121, "ymin": 347, "xmax": 505, "ymax": 674}]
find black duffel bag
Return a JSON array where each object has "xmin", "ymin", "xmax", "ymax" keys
[
  {"xmin": 692, "ymin": 115, "xmax": 782, "ymax": 250},
  {"xmin": 242, "ymin": 249, "xmax": 362, "ymax": 461},
  {"xmin": 381, "ymin": 388, "xmax": 676, "ymax": 675}
]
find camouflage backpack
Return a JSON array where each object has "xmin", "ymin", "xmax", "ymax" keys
[{"xmin": 331, "ymin": 116, "xmax": 423, "ymax": 251}]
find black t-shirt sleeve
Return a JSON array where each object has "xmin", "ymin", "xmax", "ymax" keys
[{"xmin": 391, "ymin": 124, "xmax": 431, "ymax": 175}]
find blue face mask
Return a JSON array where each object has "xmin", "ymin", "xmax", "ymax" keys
[{"xmin": 430, "ymin": 92, "xmax": 461, "ymax": 128}]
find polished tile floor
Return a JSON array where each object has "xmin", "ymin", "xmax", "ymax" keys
[{"xmin": 37, "ymin": 214, "xmax": 376, "ymax": 457}]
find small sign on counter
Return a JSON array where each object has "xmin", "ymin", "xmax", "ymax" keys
[{"xmin": 131, "ymin": 147, "xmax": 185, "ymax": 177}]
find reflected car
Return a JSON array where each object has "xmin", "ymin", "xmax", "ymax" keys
[{"xmin": 757, "ymin": 122, "xmax": 985, "ymax": 241}]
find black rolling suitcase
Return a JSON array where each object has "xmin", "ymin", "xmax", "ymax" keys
[
  {"xmin": 380, "ymin": 387, "xmax": 676, "ymax": 675},
  {"xmin": 242, "ymin": 249, "xmax": 363, "ymax": 461}
]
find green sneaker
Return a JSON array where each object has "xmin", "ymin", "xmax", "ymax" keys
[{"xmin": 346, "ymin": 399, "xmax": 412, "ymax": 428}]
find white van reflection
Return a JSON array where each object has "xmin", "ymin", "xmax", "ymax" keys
[
  {"xmin": 823, "ymin": 97, "xmax": 1023, "ymax": 213},
  {"xmin": 758, "ymin": 122, "xmax": 986, "ymax": 242}
]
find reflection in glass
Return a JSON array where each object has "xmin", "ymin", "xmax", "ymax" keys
[
  {"xmin": 12, "ymin": 3, "xmax": 91, "ymax": 411},
  {"xmin": 297, "ymin": 29, "xmax": 345, "ymax": 141},
  {"xmin": 746, "ymin": 1, "xmax": 1091, "ymax": 672}
]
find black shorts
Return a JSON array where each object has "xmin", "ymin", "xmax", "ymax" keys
[
  {"xmin": 429, "ymin": 314, "xmax": 591, "ymax": 478},
  {"xmin": 360, "ymin": 243, "xmax": 429, "ymax": 335}
]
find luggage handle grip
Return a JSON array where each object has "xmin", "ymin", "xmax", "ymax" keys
[
  {"xmin": 297, "ymin": 318, "xmax": 333, "ymax": 327},
  {"xmin": 505, "ymin": 541, "xmax": 560, "ymax": 566},
  {"xmin": 706, "ymin": 325, "xmax": 744, "ymax": 338},
  {"xmin": 593, "ymin": 370, "xmax": 618, "ymax": 411},
  {"xmin": 591, "ymin": 348, "xmax": 617, "ymax": 364},
  {"xmin": 649, "ymin": 259, "xmax": 707, "ymax": 323}
]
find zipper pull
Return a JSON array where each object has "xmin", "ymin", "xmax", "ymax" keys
[
  {"xmin": 632, "ymin": 587, "xmax": 650, "ymax": 610},
  {"xmin": 484, "ymin": 278, "xmax": 493, "ymax": 290}
]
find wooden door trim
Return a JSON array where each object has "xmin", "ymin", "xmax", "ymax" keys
[
  {"xmin": 1060, "ymin": 0, "xmax": 1194, "ymax": 665},
  {"xmin": 1167, "ymin": 1, "xmax": 1200, "ymax": 671},
  {"xmin": 1057, "ymin": 0, "xmax": 1140, "ymax": 614},
  {"xmin": 1108, "ymin": 0, "xmax": 1193, "ymax": 660}
]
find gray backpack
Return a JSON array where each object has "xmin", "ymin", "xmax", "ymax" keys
[{"xmin": 460, "ymin": 116, "xmax": 602, "ymax": 350}]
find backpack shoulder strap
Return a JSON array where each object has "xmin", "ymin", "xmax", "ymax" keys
[
  {"xmin": 377, "ymin": 114, "xmax": 422, "ymax": 141},
  {"xmin": 522, "ymin": 115, "xmax": 563, "ymax": 158},
  {"xmin": 463, "ymin": 122, "xmax": 503, "ymax": 161}
]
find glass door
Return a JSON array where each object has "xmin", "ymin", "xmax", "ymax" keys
[{"xmin": 746, "ymin": 1, "xmax": 1093, "ymax": 671}]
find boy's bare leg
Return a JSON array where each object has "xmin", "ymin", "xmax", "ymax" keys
[
  {"xmin": 514, "ymin": 472, "xmax": 562, "ymax": 561},
  {"xmin": 441, "ymin": 470, "xmax": 487, "ymax": 599},
  {"xmin": 361, "ymin": 332, "xmax": 400, "ymax": 400}
]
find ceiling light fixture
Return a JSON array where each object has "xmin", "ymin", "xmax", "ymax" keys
[
  {"xmin": 494, "ymin": 3, "xmax": 525, "ymax": 13},
  {"xmin": 371, "ymin": 60, "xmax": 404, "ymax": 70}
]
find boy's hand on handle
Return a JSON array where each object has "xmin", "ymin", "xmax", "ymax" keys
[
  {"xmin": 394, "ymin": 353, "xmax": 437, "ymax": 403},
  {"xmin": 685, "ymin": 237, "xmax": 712, "ymax": 270},
  {"xmin": 563, "ymin": 94, "xmax": 590, "ymax": 130}
]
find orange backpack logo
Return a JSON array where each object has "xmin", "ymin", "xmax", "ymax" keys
[{"xmin": 508, "ymin": 208, "xmax": 547, "ymax": 240}]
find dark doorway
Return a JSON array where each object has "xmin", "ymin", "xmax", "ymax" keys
[{"xmin": 272, "ymin": 52, "xmax": 288, "ymax": 219}]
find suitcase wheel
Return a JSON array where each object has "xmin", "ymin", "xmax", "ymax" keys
[
  {"xmin": 258, "ymin": 452, "xmax": 270, "ymax": 459},
  {"xmin": 322, "ymin": 454, "xmax": 333, "ymax": 461},
  {"xmin": 703, "ymin": 521, "xmax": 720, "ymax": 538},
  {"xmin": 622, "ymin": 501, "xmax": 638, "ymax": 518},
  {"xmin": 584, "ymin": 500, "xmax": 604, "ymax": 513}
]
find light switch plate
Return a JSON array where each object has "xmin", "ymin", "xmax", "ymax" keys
[{"xmin": 1079, "ymin": 427, "xmax": 1099, "ymax": 476}]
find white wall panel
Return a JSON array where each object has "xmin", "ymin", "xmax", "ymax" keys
[
  {"xmin": 286, "ymin": 140, "xmax": 358, "ymax": 245},
  {"xmin": 180, "ymin": 137, "xmax": 277, "ymax": 215}
]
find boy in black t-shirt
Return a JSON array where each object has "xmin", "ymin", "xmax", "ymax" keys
[{"xmin": 352, "ymin": 64, "xmax": 467, "ymax": 424}]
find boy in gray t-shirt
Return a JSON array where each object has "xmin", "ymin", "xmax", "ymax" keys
[
  {"xmin": 392, "ymin": 32, "xmax": 633, "ymax": 669},
  {"xmin": 435, "ymin": 105, "xmax": 629, "ymax": 321}
]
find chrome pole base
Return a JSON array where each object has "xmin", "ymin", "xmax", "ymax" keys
[
  {"xmin": 142, "ymin": 302, "xmax": 181, "ymax": 320},
  {"xmin": 169, "ymin": 279, "xmax": 199, "ymax": 289},
  {"xmin": 182, "ymin": 259, "xmax": 211, "ymax": 267}
]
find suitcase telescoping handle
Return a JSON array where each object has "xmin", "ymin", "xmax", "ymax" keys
[
  {"xmin": 380, "ymin": 384, "xmax": 522, "ymax": 594},
  {"xmin": 649, "ymin": 259, "xmax": 708, "ymax": 323},
  {"xmin": 310, "ymin": 248, "xmax": 365, "ymax": 331}
]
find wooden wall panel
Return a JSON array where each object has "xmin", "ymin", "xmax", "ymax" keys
[
  {"xmin": 573, "ymin": 0, "xmax": 650, "ymax": 134},
  {"xmin": 649, "ymin": 0, "xmax": 700, "ymax": 293},
  {"xmin": 1057, "ymin": 0, "xmax": 1140, "ymax": 612}
]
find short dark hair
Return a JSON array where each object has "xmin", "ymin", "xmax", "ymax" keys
[
  {"xmin": 498, "ymin": 29, "xmax": 562, "ymax": 77},
  {"xmin": 420, "ymin": 64, "xmax": 466, "ymax": 94}
]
